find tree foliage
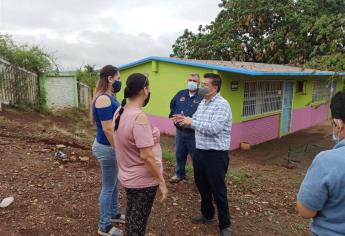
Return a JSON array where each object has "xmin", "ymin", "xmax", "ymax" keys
[
  {"xmin": 171, "ymin": 0, "xmax": 345, "ymax": 70},
  {"xmin": 76, "ymin": 64, "xmax": 98, "ymax": 88},
  {"xmin": 0, "ymin": 34, "xmax": 57, "ymax": 75}
]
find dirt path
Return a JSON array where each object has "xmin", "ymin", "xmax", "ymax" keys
[{"xmin": 0, "ymin": 108, "xmax": 333, "ymax": 235}]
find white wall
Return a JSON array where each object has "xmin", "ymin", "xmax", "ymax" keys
[{"xmin": 45, "ymin": 76, "xmax": 78, "ymax": 109}]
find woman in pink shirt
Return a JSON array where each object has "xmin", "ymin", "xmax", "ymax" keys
[{"xmin": 112, "ymin": 73, "xmax": 168, "ymax": 236}]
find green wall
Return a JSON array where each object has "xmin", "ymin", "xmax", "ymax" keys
[
  {"xmin": 120, "ymin": 61, "xmax": 214, "ymax": 117},
  {"xmin": 120, "ymin": 60, "xmax": 343, "ymax": 124}
]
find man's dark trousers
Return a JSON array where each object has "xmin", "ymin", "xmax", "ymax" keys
[{"xmin": 193, "ymin": 149, "xmax": 231, "ymax": 229}]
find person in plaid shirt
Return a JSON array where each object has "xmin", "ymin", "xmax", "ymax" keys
[{"xmin": 173, "ymin": 73, "xmax": 232, "ymax": 236}]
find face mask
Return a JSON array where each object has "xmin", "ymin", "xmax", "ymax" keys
[
  {"xmin": 143, "ymin": 92, "xmax": 151, "ymax": 107},
  {"xmin": 112, "ymin": 80, "xmax": 122, "ymax": 93},
  {"xmin": 197, "ymin": 86, "xmax": 208, "ymax": 96},
  {"xmin": 187, "ymin": 81, "xmax": 198, "ymax": 91},
  {"xmin": 332, "ymin": 119, "xmax": 344, "ymax": 144},
  {"xmin": 332, "ymin": 133, "xmax": 339, "ymax": 144}
]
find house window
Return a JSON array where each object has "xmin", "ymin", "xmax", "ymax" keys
[
  {"xmin": 312, "ymin": 80, "xmax": 330, "ymax": 102},
  {"xmin": 296, "ymin": 81, "xmax": 305, "ymax": 94},
  {"xmin": 242, "ymin": 81, "xmax": 283, "ymax": 117}
]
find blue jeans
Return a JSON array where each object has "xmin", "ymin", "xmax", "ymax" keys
[
  {"xmin": 175, "ymin": 129, "xmax": 196, "ymax": 178},
  {"xmin": 92, "ymin": 139, "xmax": 120, "ymax": 231}
]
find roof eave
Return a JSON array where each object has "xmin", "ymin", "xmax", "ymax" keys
[{"xmin": 119, "ymin": 56, "xmax": 345, "ymax": 77}]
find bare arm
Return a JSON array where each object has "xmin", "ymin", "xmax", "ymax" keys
[
  {"xmin": 101, "ymin": 120, "xmax": 115, "ymax": 149},
  {"xmin": 139, "ymin": 147, "xmax": 165, "ymax": 184},
  {"xmin": 296, "ymin": 201, "xmax": 317, "ymax": 219},
  {"xmin": 136, "ymin": 113, "xmax": 168, "ymax": 202}
]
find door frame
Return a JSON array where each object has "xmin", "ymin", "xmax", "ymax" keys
[{"xmin": 280, "ymin": 80, "xmax": 294, "ymax": 136}]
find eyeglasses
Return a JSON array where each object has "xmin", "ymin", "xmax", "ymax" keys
[{"xmin": 188, "ymin": 79, "xmax": 198, "ymax": 82}]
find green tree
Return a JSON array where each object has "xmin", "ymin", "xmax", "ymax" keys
[
  {"xmin": 76, "ymin": 64, "xmax": 98, "ymax": 88},
  {"xmin": 0, "ymin": 34, "xmax": 57, "ymax": 75},
  {"xmin": 171, "ymin": 0, "xmax": 345, "ymax": 70}
]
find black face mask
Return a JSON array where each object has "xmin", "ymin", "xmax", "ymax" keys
[
  {"xmin": 143, "ymin": 92, "xmax": 151, "ymax": 107},
  {"xmin": 112, "ymin": 80, "xmax": 122, "ymax": 94}
]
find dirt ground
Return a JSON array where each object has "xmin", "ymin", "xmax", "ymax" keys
[{"xmin": 0, "ymin": 108, "xmax": 335, "ymax": 236}]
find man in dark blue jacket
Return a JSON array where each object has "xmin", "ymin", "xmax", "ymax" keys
[{"xmin": 169, "ymin": 73, "xmax": 203, "ymax": 183}]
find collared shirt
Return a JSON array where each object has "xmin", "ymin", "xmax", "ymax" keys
[
  {"xmin": 191, "ymin": 93, "xmax": 232, "ymax": 151},
  {"xmin": 297, "ymin": 139, "xmax": 345, "ymax": 236},
  {"xmin": 169, "ymin": 89, "xmax": 203, "ymax": 131}
]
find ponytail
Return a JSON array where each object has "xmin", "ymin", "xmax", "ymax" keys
[
  {"xmin": 114, "ymin": 73, "xmax": 148, "ymax": 130},
  {"xmin": 114, "ymin": 98, "xmax": 127, "ymax": 131}
]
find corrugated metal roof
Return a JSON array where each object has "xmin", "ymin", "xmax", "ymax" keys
[{"xmin": 119, "ymin": 56, "xmax": 345, "ymax": 77}]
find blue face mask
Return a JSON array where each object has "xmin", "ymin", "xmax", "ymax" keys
[
  {"xmin": 187, "ymin": 81, "xmax": 198, "ymax": 91},
  {"xmin": 112, "ymin": 80, "xmax": 122, "ymax": 94}
]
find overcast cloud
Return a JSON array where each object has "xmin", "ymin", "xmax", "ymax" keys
[{"xmin": 0, "ymin": 0, "xmax": 220, "ymax": 70}]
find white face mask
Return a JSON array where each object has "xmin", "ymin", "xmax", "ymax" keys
[
  {"xmin": 332, "ymin": 126, "xmax": 340, "ymax": 144},
  {"xmin": 187, "ymin": 81, "xmax": 198, "ymax": 91},
  {"xmin": 332, "ymin": 119, "xmax": 344, "ymax": 144}
]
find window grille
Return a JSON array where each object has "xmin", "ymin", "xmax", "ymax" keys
[
  {"xmin": 312, "ymin": 80, "xmax": 330, "ymax": 102},
  {"xmin": 242, "ymin": 81, "xmax": 283, "ymax": 117}
]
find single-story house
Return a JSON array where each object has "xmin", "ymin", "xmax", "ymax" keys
[{"xmin": 119, "ymin": 56, "xmax": 345, "ymax": 150}]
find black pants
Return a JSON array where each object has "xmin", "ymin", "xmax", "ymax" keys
[
  {"xmin": 193, "ymin": 149, "xmax": 231, "ymax": 229},
  {"xmin": 125, "ymin": 186, "xmax": 158, "ymax": 236}
]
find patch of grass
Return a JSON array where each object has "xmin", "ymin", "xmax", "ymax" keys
[
  {"xmin": 185, "ymin": 164, "xmax": 193, "ymax": 174},
  {"xmin": 227, "ymin": 168, "xmax": 249, "ymax": 185},
  {"xmin": 162, "ymin": 150, "xmax": 175, "ymax": 162}
]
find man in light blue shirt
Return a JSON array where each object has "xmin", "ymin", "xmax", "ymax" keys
[{"xmin": 297, "ymin": 91, "xmax": 345, "ymax": 236}]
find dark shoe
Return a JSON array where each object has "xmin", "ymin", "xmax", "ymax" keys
[
  {"xmin": 169, "ymin": 175, "xmax": 186, "ymax": 183},
  {"xmin": 110, "ymin": 213, "xmax": 125, "ymax": 224},
  {"xmin": 191, "ymin": 214, "xmax": 215, "ymax": 224},
  {"xmin": 220, "ymin": 227, "xmax": 231, "ymax": 236}
]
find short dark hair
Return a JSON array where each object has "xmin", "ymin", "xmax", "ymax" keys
[
  {"xmin": 204, "ymin": 73, "xmax": 222, "ymax": 92},
  {"xmin": 330, "ymin": 91, "xmax": 345, "ymax": 122}
]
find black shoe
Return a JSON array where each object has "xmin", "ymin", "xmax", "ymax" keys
[{"xmin": 191, "ymin": 214, "xmax": 215, "ymax": 224}]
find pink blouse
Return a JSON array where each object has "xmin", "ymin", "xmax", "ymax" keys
[{"xmin": 112, "ymin": 107, "xmax": 163, "ymax": 189}]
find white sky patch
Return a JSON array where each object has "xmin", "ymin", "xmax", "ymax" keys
[{"xmin": 0, "ymin": 0, "xmax": 221, "ymax": 70}]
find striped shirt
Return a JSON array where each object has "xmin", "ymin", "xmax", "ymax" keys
[{"xmin": 191, "ymin": 93, "xmax": 232, "ymax": 151}]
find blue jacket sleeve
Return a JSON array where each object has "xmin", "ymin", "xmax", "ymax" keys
[{"xmin": 169, "ymin": 94, "xmax": 177, "ymax": 118}]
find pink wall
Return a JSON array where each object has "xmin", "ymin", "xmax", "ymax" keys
[
  {"xmin": 148, "ymin": 115, "xmax": 176, "ymax": 136},
  {"xmin": 235, "ymin": 115, "xmax": 280, "ymax": 149},
  {"xmin": 149, "ymin": 105, "xmax": 329, "ymax": 150},
  {"xmin": 148, "ymin": 114, "xmax": 280, "ymax": 150},
  {"xmin": 291, "ymin": 104, "xmax": 329, "ymax": 133}
]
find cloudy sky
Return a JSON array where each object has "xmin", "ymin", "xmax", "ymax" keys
[{"xmin": 0, "ymin": 0, "xmax": 220, "ymax": 70}]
